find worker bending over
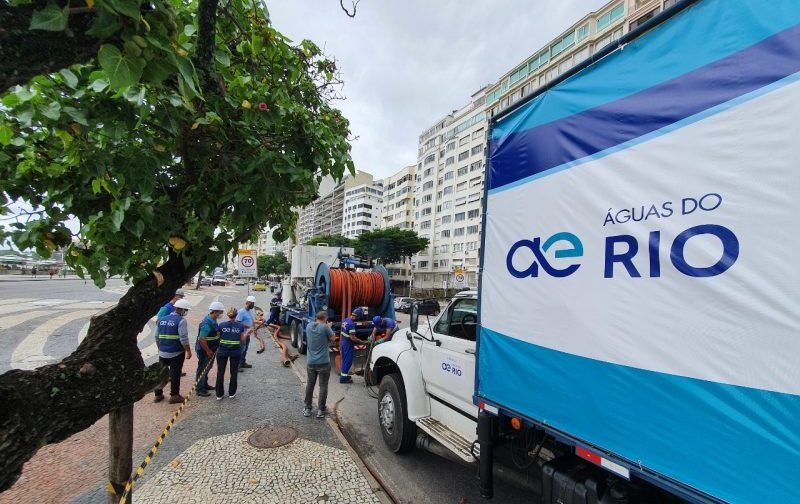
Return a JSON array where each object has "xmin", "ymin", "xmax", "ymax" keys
[{"xmin": 370, "ymin": 316, "xmax": 397, "ymax": 346}]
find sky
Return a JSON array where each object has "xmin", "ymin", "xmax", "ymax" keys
[{"xmin": 268, "ymin": 0, "xmax": 609, "ymax": 179}]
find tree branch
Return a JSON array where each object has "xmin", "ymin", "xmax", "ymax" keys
[{"xmin": 339, "ymin": 0, "xmax": 360, "ymax": 17}]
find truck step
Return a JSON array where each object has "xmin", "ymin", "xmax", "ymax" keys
[{"xmin": 417, "ymin": 417, "xmax": 476, "ymax": 463}]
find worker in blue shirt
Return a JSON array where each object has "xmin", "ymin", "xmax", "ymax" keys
[
  {"xmin": 154, "ymin": 299, "xmax": 192, "ymax": 403},
  {"xmin": 157, "ymin": 289, "xmax": 185, "ymax": 320},
  {"xmin": 216, "ymin": 307, "xmax": 247, "ymax": 399},
  {"xmin": 370, "ymin": 316, "xmax": 397, "ymax": 345},
  {"xmin": 236, "ymin": 295, "xmax": 256, "ymax": 370},
  {"xmin": 195, "ymin": 301, "xmax": 224, "ymax": 397},
  {"xmin": 338, "ymin": 307, "xmax": 364, "ymax": 384}
]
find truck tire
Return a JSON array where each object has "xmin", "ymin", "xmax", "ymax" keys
[
  {"xmin": 378, "ymin": 373, "xmax": 417, "ymax": 453},
  {"xmin": 296, "ymin": 321, "xmax": 307, "ymax": 355},
  {"xmin": 289, "ymin": 319, "xmax": 299, "ymax": 348}
]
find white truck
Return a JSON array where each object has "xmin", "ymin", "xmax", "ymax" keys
[{"xmin": 369, "ymin": 0, "xmax": 800, "ymax": 502}]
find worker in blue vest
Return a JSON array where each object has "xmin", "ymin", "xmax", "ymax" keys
[
  {"xmin": 195, "ymin": 301, "xmax": 224, "ymax": 397},
  {"xmin": 216, "ymin": 307, "xmax": 247, "ymax": 399},
  {"xmin": 154, "ymin": 299, "xmax": 192, "ymax": 403},
  {"xmin": 370, "ymin": 316, "xmax": 397, "ymax": 345},
  {"xmin": 338, "ymin": 307, "xmax": 364, "ymax": 384},
  {"xmin": 157, "ymin": 289, "xmax": 185, "ymax": 320}
]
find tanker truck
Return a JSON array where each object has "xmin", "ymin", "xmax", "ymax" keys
[{"xmin": 369, "ymin": 0, "xmax": 800, "ymax": 502}]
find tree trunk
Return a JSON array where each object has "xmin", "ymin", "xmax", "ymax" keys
[
  {"xmin": 0, "ymin": 256, "xmax": 198, "ymax": 492},
  {"xmin": 108, "ymin": 404, "xmax": 134, "ymax": 504}
]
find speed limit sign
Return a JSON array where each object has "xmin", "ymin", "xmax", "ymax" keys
[
  {"xmin": 454, "ymin": 268, "xmax": 466, "ymax": 288},
  {"xmin": 238, "ymin": 249, "xmax": 257, "ymax": 277}
]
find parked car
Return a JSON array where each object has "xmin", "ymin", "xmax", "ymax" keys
[
  {"xmin": 394, "ymin": 296, "xmax": 413, "ymax": 310},
  {"xmin": 253, "ymin": 280, "xmax": 267, "ymax": 291},
  {"xmin": 211, "ymin": 275, "xmax": 226, "ymax": 286},
  {"xmin": 199, "ymin": 276, "xmax": 212, "ymax": 286},
  {"xmin": 234, "ymin": 277, "xmax": 246, "ymax": 286},
  {"xmin": 415, "ymin": 298, "xmax": 440, "ymax": 316}
]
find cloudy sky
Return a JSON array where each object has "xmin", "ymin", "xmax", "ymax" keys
[{"xmin": 268, "ymin": 0, "xmax": 608, "ymax": 179}]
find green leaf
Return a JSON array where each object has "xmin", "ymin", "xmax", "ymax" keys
[
  {"xmin": 142, "ymin": 58, "xmax": 174, "ymax": 84},
  {"xmin": 214, "ymin": 50, "xmax": 231, "ymax": 67},
  {"xmin": 98, "ymin": 44, "xmax": 145, "ymax": 90},
  {"xmin": 86, "ymin": 8, "xmax": 122, "ymax": 38},
  {"xmin": 133, "ymin": 219, "xmax": 145, "ymax": 238},
  {"xmin": 111, "ymin": 210, "xmax": 124, "ymax": 231},
  {"xmin": 184, "ymin": 24, "xmax": 196, "ymax": 36},
  {"xmin": 39, "ymin": 101, "xmax": 61, "ymax": 120},
  {"xmin": 89, "ymin": 79, "xmax": 109, "ymax": 92},
  {"xmin": 170, "ymin": 54, "xmax": 200, "ymax": 98},
  {"xmin": 63, "ymin": 107, "xmax": 88, "ymax": 126},
  {"xmin": 29, "ymin": 3, "xmax": 69, "ymax": 32},
  {"xmin": 59, "ymin": 69, "xmax": 79, "ymax": 89},
  {"xmin": 91, "ymin": 179, "xmax": 102, "ymax": 194},
  {"xmin": 14, "ymin": 86, "xmax": 35, "ymax": 103},
  {"xmin": 0, "ymin": 124, "xmax": 13, "ymax": 146},
  {"xmin": 2, "ymin": 93, "xmax": 20, "ymax": 107},
  {"xmin": 107, "ymin": 0, "xmax": 142, "ymax": 20}
]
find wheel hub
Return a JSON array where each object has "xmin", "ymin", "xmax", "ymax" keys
[{"xmin": 379, "ymin": 392, "xmax": 395, "ymax": 433}]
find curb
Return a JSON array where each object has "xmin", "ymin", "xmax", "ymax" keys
[{"xmin": 288, "ymin": 359, "xmax": 394, "ymax": 504}]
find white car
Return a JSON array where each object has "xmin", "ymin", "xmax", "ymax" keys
[
  {"xmin": 393, "ymin": 296, "xmax": 413, "ymax": 310},
  {"xmin": 211, "ymin": 275, "xmax": 226, "ymax": 286}
]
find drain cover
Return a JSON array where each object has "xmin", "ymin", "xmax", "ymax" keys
[{"xmin": 248, "ymin": 427, "xmax": 298, "ymax": 449}]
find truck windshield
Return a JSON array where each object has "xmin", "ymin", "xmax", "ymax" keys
[{"xmin": 434, "ymin": 298, "xmax": 477, "ymax": 341}]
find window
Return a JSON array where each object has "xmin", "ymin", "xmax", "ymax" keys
[
  {"xmin": 442, "ymin": 201, "xmax": 452, "ymax": 210},
  {"xmin": 630, "ymin": 8, "xmax": 659, "ymax": 30},
  {"xmin": 470, "ymin": 161, "xmax": 482, "ymax": 172},
  {"xmin": 439, "ymin": 244, "xmax": 449, "ymax": 253},
  {"xmin": 472, "ymin": 128, "xmax": 484, "ymax": 140},
  {"xmin": 486, "ymin": 89, "xmax": 501, "ymax": 104},
  {"xmin": 443, "ymin": 186, "xmax": 453, "ymax": 195},
  {"xmin": 453, "ymin": 243, "xmax": 464, "ymax": 252},
  {"xmin": 424, "ymin": 154, "xmax": 435, "ymax": 164},
  {"xmin": 441, "ymin": 215, "xmax": 452, "ymax": 224},
  {"xmin": 454, "ymin": 212, "xmax": 466, "ymax": 222},
  {"xmin": 420, "ymin": 220, "xmax": 431, "ymax": 230},
  {"xmin": 434, "ymin": 298, "xmax": 478, "ymax": 341},
  {"xmin": 422, "ymin": 194, "xmax": 432, "ymax": 203},
  {"xmin": 421, "ymin": 207, "xmax": 432, "ymax": 216},
  {"xmin": 419, "ymin": 261, "xmax": 429, "ymax": 268},
  {"xmin": 438, "ymin": 178, "xmax": 443, "ymax": 186},
  {"xmin": 441, "ymin": 230, "xmax": 451, "ymax": 238},
  {"xmin": 456, "ymin": 181, "xmax": 467, "ymax": 192},
  {"xmin": 471, "ymin": 145, "xmax": 483, "ymax": 156},
  {"xmin": 467, "ymin": 225, "xmax": 479, "ymax": 234},
  {"xmin": 423, "ymin": 181, "xmax": 434, "ymax": 190},
  {"xmin": 445, "ymin": 156, "xmax": 454, "ymax": 166},
  {"xmin": 459, "ymin": 137, "xmax": 470, "ymax": 146},
  {"xmin": 424, "ymin": 167, "xmax": 433, "ymax": 177},
  {"xmin": 457, "ymin": 166, "xmax": 468, "ymax": 177},
  {"xmin": 577, "ymin": 24, "xmax": 589, "ymax": 41},
  {"xmin": 446, "ymin": 142, "xmax": 456, "ymax": 152},
  {"xmin": 458, "ymin": 150, "xmax": 469, "ymax": 161},
  {"xmin": 444, "ymin": 171, "xmax": 454, "ymax": 180},
  {"xmin": 454, "ymin": 227, "xmax": 465, "ymax": 237},
  {"xmin": 455, "ymin": 197, "xmax": 467, "ymax": 207},
  {"xmin": 468, "ymin": 209, "xmax": 480, "ymax": 219},
  {"xmin": 440, "ymin": 259, "xmax": 449, "ymax": 267},
  {"xmin": 597, "ymin": 3, "xmax": 625, "ymax": 31},
  {"xmin": 470, "ymin": 177, "xmax": 482, "ymax": 187}
]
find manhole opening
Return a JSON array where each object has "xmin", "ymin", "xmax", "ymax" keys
[{"xmin": 248, "ymin": 426, "xmax": 298, "ymax": 449}]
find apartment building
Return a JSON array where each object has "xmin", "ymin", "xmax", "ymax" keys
[
  {"xmin": 381, "ymin": 165, "xmax": 417, "ymax": 285},
  {"xmin": 485, "ymin": 0, "xmax": 679, "ymax": 118},
  {"xmin": 296, "ymin": 171, "xmax": 377, "ymax": 244},
  {"xmin": 411, "ymin": 90, "xmax": 488, "ymax": 290},
  {"xmin": 342, "ymin": 178, "xmax": 384, "ymax": 239}
]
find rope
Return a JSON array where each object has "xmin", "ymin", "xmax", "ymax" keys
[{"xmin": 328, "ymin": 269, "xmax": 385, "ymax": 317}]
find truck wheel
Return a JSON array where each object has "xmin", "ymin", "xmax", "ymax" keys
[
  {"xmin": 296, "ymin": 322, "xmax": 307, "ymax": 355},
  {"xmin": 289, "ymin": 319, "xmax": 299, "ymax": 348},
  {"xmin": 378, "ymin": 374, "xmax": 417, "ymax": 453}
]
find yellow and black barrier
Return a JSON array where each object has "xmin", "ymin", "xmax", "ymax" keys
[{"xmin": 107, "ymin": 350, "xmax": 217, "ymax": 504}]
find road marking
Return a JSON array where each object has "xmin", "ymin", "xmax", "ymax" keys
[
  {"xmin": 0, "ymin": 298, "xmax": 36, "ymax": 306},
  {"xmin": 0, "ymin": 310, "xmax": 54, "ymax": 330},
  {"xmin": 11, "ymin": 309, "xmax": 101, "ymax": 370}
]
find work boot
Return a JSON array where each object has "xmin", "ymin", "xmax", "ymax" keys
[
  {"xmin": 168, "ymin": 394, "xmax": 185, "ymax": 404},
  {"xmin": 339, "ymin": 375, "xmax": 353, "ymax": 384},
  {"xmin": 197, "ymin": 391, "xmax": 211, "ymax": 397},
  {"xmin": 206, "ymin": 385, "xmax": 215, "ymax": 390},
  {"xmin": 240, "ymin": 362, "xmax": 253, "ymax": 369},
  {"xmin": 154, "ymin": 393, "xmax": 164, "ymax": 403}
]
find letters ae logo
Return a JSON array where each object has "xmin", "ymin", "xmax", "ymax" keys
[{"xmin": 506, "ymin": 232, "xmax": 583, "ymax": 278}]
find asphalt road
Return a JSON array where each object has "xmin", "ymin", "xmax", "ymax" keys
[{"xmin": 0, "ymin": 278, "xmax": 537, "ymax": 503}]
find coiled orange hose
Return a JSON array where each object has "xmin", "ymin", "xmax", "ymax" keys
[{"xmin": 328, "ymin": 269, "xmax": 385, "ymax": 318}]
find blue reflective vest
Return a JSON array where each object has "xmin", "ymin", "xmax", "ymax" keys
[
  {"xmin": 196, "ymin": 315, "xmax": 220, "ymax": 351},
  {"xmin": 217, "ymin": 320, "xmax": 245, "ymax": 356},
  {"xmin": 158, "ymin": 313, "xmax": 184, "ymax": 353}
]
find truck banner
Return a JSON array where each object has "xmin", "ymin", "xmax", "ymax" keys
[{"xmin": 478, "ymin": 0, "xmax": 800, "ymax": 501}]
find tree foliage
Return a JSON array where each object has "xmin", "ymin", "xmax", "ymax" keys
[
  {"xmin": 305, "ymin": 234, "xmax": 353, "ymax": 247},
  {"xmin": 354, "ymin": 228, "xmax": 428, "ymax": 264},
  {"xmin": 257, "ymin": 252, "xmax": 290, "ymax": 277},
  {"xmin": 0, "ymin": 0, "xmax": 353, "ymax": 491}
]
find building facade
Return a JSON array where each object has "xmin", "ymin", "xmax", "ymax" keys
[
  {"xmin": 342, "ymin": 178, "xmax": 384, "ymax": 239},
  {"xmin": 381, "ymin": 165, "xmax": 417, "ymax": 285},
  {"xmin": 411, "ymin": 90, "xmax": 488, "ymax": 291},
  {"xmin": 485, "ymin": 0, "xmax": 678, "ymax": 118}
]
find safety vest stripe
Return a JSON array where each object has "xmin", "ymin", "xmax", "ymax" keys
[
  {"xmin": 159, "ymin": 335, "xmax": 180, "ymax": 340},
  {"xmin": 220, "ymin": 339, "xmax": 241, "ymax": 345},
  {"xmin": 204, "ymin": 336, "xmax": 220, "ymax": 341}
]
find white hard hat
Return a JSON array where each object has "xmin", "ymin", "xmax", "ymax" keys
[
  {"xmin": 246, "ymin": 295, "xmax": 257, "ymax": 303},
  {"xmin": 174, "ymin": 299, "xmax": 191, "ymax": 310},
  {"xmin": 175, "ymin": 288, "xmax": 185, "ymax": 297},
  {"xmin": 209, "ymin": 301, "xmax": 225, "ymax": 312}
]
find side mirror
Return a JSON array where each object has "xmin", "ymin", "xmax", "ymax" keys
[{"xmin": 410, "ymin": 303, "xmax": 419, "ymax": 333}]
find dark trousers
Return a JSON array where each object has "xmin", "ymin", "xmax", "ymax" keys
[
  {"xmin": 215, "ymin": 352, "xmax": 241, "ymax": 397},
  {"xmin": 155, "ymin": 353, "xmax": 186, "ymax": 397},
  {"xmin": 196, "ymin": 348, "xmax": 216, "ymax": 393},
  {"xmin": 241, "ymin": 334, "xmax": 251, "ymax": 363},
  {"xmin": 304, "ymin": 363, "xmax": 331, "ymax": 411}
]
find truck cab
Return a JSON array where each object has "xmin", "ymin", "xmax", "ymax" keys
[{"xmin": 369, "ymin": 291, "xmax": 479, "ymax": 462}]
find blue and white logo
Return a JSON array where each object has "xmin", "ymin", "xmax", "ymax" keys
[{"xmin": 506, "ymin": 232, "xmax": 584, "ymax": 278}]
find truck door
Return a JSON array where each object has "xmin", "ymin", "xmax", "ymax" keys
[{"xmin": 420, "ymin": 297, "xmax": 478, "ymax": 418}]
